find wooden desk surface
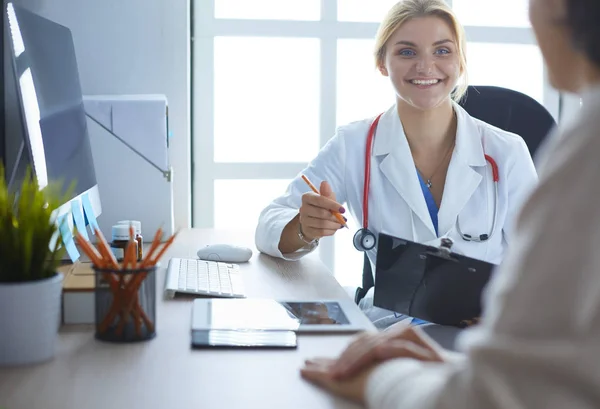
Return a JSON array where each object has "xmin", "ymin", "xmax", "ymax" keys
[{"xmin": 0, "ymin": 229, "xmax": 374, "ymax": 409}]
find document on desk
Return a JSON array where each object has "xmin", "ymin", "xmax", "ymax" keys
[{"xmin": 190, "ymin": 299, "xmax": 299, "ymax": 349}]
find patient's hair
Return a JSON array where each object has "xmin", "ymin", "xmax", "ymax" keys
[
  {"xmin": 373, "ymin": 0, "xmax": 468, "ymax": 102},
  {"xmin": 566, "ymin": 0, "xmax": 600, "ymax": 68}
]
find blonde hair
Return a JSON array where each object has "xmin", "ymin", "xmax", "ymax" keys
[{"xmin": 374, "ymin": 0, "xmax": 469, "ymax": 102}]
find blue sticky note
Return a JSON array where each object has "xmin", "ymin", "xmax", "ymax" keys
[
  {"xmin": 58, "ymin": 214, "xmax": 80, "ymax": 262},
  {"xmin": 71, "ymin": 200, "xmax": 89, "ymax": 241},
  {"xmin": 81, "ymin": 193, "xmax": 99, "ymax": 234}
]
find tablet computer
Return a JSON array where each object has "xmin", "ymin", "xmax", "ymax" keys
[
  {"xmin": 191, "ymin": 298, "xmax": 366, "ymax": 335},
  {"xmin": 278, "ymin": 300, "xmax": 366, "ymax": 333},
  {"xmin": 191, "ymin": 299, "xmax": 299, "ymax": 349}
]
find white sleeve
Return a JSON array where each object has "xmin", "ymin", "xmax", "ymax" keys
[
  {"xmin": 365, "ymin": 126, "xmax": 600, "ymax": 409},
  {"xmin": 501, "ymin": 137, "xmax": 537, "ymax": 243},
  {"xmin": 254, "ymin": 128, "xmax": 347, "ymax": 260}
]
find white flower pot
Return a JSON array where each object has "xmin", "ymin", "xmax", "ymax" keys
[{"xmin": 0, "ymin": 273, "xmax": 63, "ymax": 366}]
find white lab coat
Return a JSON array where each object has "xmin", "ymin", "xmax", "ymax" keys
[
  {"xmin": 365, "ymin": 84, "xmax": 600, "ymax": 409},
  {"xmin": 255, "ymin": 101, "xmax": 538, "ymax": 274}
]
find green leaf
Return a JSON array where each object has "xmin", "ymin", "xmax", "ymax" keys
[{"xmin": 0, "ymin": 164, "xmax": 78, "ymax": 283}]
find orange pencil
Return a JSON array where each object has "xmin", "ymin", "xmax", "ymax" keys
[
  {"xmin": 301, "ymin": 174, "xmax": 348, "ymax": 228},
  {"xmin": 125, "ymin": 229, "xmax": 176, "ymax": 294},
  {"xmin": 93, "ymin": 228, "xmax": 120, "ymax": 270},
  {"xmin": 149, "ymin": 230, "xmax": 179, "ymax": 265},
  {"xmin": 128, "ymin": 225, "xmax": 137, "ymax": 270},
  {"xmin": 140, "ymin": 227, "xmax": 164, "ymax": 268},
  {"xmin": 74, "ymin": 234, "xmax": 104, "ymax": 267}
]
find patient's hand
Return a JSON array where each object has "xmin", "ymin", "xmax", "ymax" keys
[
  {"xmin": 300, "ymin": 326, "xmax": 447, "ymax": 403},
  {"xmin": 300, "ymin": 358, "xmax": 376, "ymax": 404},
  {"xmin": 324, "ymin": 324, "xmax": 446, "ymax": 380}
]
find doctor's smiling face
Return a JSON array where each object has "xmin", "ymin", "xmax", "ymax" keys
[{"xmin": 378, "ymin": 16, "xmax": 462, "ymax": 111}]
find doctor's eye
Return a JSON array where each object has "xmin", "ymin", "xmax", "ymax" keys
[{"xmin": 398, "ymin": 49, "xmax": 416, "ymax": 57}]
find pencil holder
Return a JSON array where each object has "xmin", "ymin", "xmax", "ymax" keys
[{"xmin": 93, "ymin": 265, "xmax": 157, "ymax": 343}]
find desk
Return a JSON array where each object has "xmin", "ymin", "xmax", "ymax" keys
[{"xmin": 0, "ymin": 229, "xmax": 375, "ymax": 409}]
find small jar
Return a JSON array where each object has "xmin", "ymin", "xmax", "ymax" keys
[
  {"xmin": 110, "ymin": 224, "xmax": 137, "ymax": 262},
  {"xmin": 117, "ymin": 220, "xmax": 143, "ymax": 261}
]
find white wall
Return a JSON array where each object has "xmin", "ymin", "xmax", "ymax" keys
[{"xmin": 15, "ymin": 0, "xmax": 192, "ymax": 230}]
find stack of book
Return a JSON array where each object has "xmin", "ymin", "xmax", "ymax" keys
[{"xmin": 59, "ymin": 261, "xmax": 95, "ymax": 325}]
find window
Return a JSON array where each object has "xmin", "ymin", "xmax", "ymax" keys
[
  {"xmin": 336, "ymin": 39, "xmax": 394, "ymax": 126},
  {"xmin": 337, "ymin": 0, "xmax": 400, "ymax": 23},
  {"xmin": 560, "ymin": 93, "xmax": 583, "ymax": 125},
  {"xmin": 334, "ymin": 216, "xmax": 365, "ymax": 287},
  {"xmin": 453, "ymin": 0, "xmax": 530, "ymax": 27},
  {"xmin": 193, "ymin": 0, "xmax": 560, "ymax": 290},
  {"xmin": 213, "ymin": 37, "xmax": 320, "ymax": 163},
  {"xmin": 214, "ymin": 179, "xmax": 292, "ymax": 229},
  {"xmin": 214, "ymin": 0, "xmax": 320, "ymax": 20},
  {"xmin": 466, "ymin": 42, "xmax": 545, "ymax": 104}
]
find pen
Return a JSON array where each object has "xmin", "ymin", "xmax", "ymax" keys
[{"xmin": 301, "ymin": 174, "xmax": 348, "ymax": 228}]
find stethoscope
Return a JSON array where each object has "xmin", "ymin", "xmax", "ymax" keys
[{"xmin": 353, "ymin": 112, "xmax": 500, "ymax": 252}]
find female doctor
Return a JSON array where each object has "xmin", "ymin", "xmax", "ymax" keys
[{"xmin": 255, "ymin": 0, "xmax": 538, "ymax": 323}]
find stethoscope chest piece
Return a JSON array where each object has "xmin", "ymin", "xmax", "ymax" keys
[{"xmin": 353, "ymin": 228, "xmax": 377, "ymax": 252}]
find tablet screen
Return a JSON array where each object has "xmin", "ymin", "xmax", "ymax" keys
[{"xmin": 280, "ymin": 302, "xmax": 350, "ymax": 325}]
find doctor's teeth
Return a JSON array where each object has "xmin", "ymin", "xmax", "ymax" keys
[{"xmin": 411, "ymin": 79, "xmax": 439, "ymax": 85}]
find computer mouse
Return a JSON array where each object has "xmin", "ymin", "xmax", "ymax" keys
[{"xmin": 197, "ymin": 244, "xmax": 253, "ymax": 263}]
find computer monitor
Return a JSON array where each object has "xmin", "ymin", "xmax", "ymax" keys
[{"xmin": 2, "ymin": 2, "xmax": 102, "ymax": 231}]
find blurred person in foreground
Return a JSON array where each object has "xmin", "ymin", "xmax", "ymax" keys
[{"xmin": 300, "ymin": 0, "xmax": 600, "ymax": 407}]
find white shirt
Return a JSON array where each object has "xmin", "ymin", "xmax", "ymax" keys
[
  {"xmin": 366, "ymin": 85, "xmax": 600, "ymax": 409},
  {"xmin": 255, "ymin": 101, "xmax": 538, "ymax": 271}
]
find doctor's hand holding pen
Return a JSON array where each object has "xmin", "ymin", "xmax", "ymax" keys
[{"xmin": 278, "ymin": 175, "xmax": 347, "ymax": 254}]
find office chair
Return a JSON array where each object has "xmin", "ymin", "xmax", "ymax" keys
[{"xmin": 354, "ymin": 85, "xmax": 557, "ymax": 304}]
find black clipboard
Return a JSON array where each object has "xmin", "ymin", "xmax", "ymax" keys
[{"xmin": 373, "ymin": 233, "xmax": 497, "ymax": 327}]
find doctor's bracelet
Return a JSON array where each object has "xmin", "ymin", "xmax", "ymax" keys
[{"xmin": 297, "ymin": 222, "xmax": 319, "ymax": 247}]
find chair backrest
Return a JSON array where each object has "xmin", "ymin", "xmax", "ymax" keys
[
  {"xmin": 358, "ymin": 85, "xmax": 557, "ymax": 302},
  {"xmin": 458, "ymin": 85, "xmax": 556, "ymax": 157}
]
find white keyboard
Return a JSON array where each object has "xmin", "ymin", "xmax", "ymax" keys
[{"xmin": 164, "ymin": 258, "xmax": 245, "ymax": 298}]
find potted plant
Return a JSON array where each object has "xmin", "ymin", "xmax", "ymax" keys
[{"xmin": 0, "ymin": 166, "xmax": 73, "ymax": 366}]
